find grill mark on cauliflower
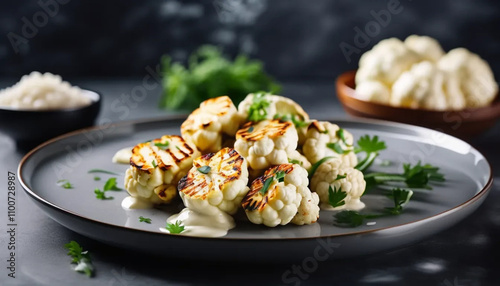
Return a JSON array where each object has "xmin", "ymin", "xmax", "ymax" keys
[
  {"xmin": 235, "ymin": 119, "xmax": 299, "ymax": 171},
  {"xmin": 125, "ymin": 135, "xmax": 200, "ymax": 205},
  {"xmin": 130, "ymin": 135, "xmax": 195, "ymax": 172},
  {"xmin": 242, "ymin": 164, "xmax": 295, "ymax": 211},
  {"xmin": 178, "ymin": 147, "xmax": 249, "ymax": 215},
  {"xmin": 242, "ymin": 163, "xmax": 318, "ymax": 227},
  {"xmin": 181, "ymin": 96, "xmax": 244, "ymax": 154},
  {"xmin": 237, "ymin": 120, "xmax": 293, "ymax": 141}
]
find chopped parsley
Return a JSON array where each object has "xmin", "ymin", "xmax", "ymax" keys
[
  {"xmin": 152, "ymin": 160, "xmax": 157, "ymax": 168},
  {"xmin": 326, "ymin": 142, "xmax": 350, "ymax": 155},
  {"xmin": 247, "ymin": 92, "xmax": 271, "ymax": 122},
  {"xmin": 57, "ymin": 179, "xmax": 74, "ymax": 189},
  {"xmin": 94, "ymin": 177, "xmax": 122, "ymax": 200},
  {"xmin": 308, "ymin": 156, "xmax": 335, "ymax": 180},
  {"xmin": 275, "ymin": 170, "xmax": 286, "ymax": 182},
  {"xmin": 248, "ymin": 126, "xmax": 254, "ymax": 133},
  {"xmin": 288, "ymin": 158, "xmax": 303, "ymax": 166},
  {"xmin": 93, "ymin": 176, "xmax": 101, "ymax": 181},
  {"xmin": 139, "ymin": 216, "xmax": 152, "ymax": 224},
  {"xmin": 153, "ymin": 141, "xmax": 170, "ymax": 150},
  {"xmin": 260, "ymin": 169, "xmax": 287, "ymax": 195},
  {"xmin": 336, "ymin": 128, "xmax": 350, "ymax": 146},
  {"xmin": 274, "ymin": 114, "xmax": 309, "ymax": 128},
  {"xmin": 260, "ymin": 177, "xmax": 274, "ymax": 195},
  {"xmin": 64, "ymin": 241, "xmax": 94, "ymax": 277},
  {"xmin": 87, "ymin": 169, "xmax": 119, "ymax": 176},
  {"xmin": 334, "ymin": 174, "xmax": 347, "ymax": 181},
  {"xmin": 197, "ymin": 166, "xmax": 211, "ymax": 174}
]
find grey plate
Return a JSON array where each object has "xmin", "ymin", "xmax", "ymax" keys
[{"xmin": 18, "ymin": 117, "xmax": 493, "ymax": 262}]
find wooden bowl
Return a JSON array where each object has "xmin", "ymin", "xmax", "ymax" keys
[{"xmin": 336, "ymin": 70, "xmax": 500, "ymax": 139}]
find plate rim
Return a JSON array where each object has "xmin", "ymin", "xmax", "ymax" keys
[{"xmin": 18, "ymin": 116, "xmax": 494, "ymax": 241}]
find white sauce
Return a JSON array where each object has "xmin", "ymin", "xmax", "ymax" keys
[
  {"xmin": 121, "ymin": 196, "xmax": 154, "ymax": 209},
  {"xmin": 112, "ymin": 147, "xmax": 133, "ymax": 164},
  {"xmin": 162, "ymin": 208, "xmax": 235, "ymax": 237}
]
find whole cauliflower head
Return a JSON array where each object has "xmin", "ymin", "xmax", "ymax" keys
[
  {"xmin": 124, "ymin": 135, "xmax": 200, "ymax": 205},
  {"xmin": 178, "ymin": 147, "xmax": 249, "ymax": 215},
  {"xmin": 181, "ymin": 96, "xmax": 244, "ymax": 154},
  {"xmin": 310, "ymin": 158, "xmax": 366, "ymax": 211},
  {"xmin": 241, "ymin": 164, "xmax": 318, "ymax": 227},
  {"xmin": 234, "ymin": 119, "xmax": 298, "ymax": 171},
  {"xmin": 437, "ymin": 48, "xmax": 498, "ymax": 108},
  {"xmin": 356, "ymin": 38, "xmax": 421, "ymax": 86},
  {"xmin": 238, "ymin": 92, "xmax": 309, "ymax": 124},
  {"xmin": 355, "ymin": 80, "xmax": 391, "ymax": 104},
  {"xmin": 391, "ymin": 61, "xmax": 452, "ymax": 110},
  {"xmin": 302, "ymin": 121, "xmax": 357, "ymax": 168},
  {"xmin": 404, "ymin": 35, "xmax": 445, "ymax": 62}
]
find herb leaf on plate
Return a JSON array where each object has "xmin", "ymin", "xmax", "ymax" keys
[
  {"xmin": 165, "ymin": 221, "xmax": 185, "ymax": 234},
  {"xmin": 64, "ymin": 241, "xmax": 94, "ymax": 277},
  {"xmin": 354, "ymin": 135, "xmax": 387, "ymax": 172}
]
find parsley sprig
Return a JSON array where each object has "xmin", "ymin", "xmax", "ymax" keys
[
  {"xmin": 159, "ymin": 45, "xmax": 281, "ymax": 110},
  {"xmin": 64, "ymin": 241, "xmax": 94, "ymax": 277},
  {"xmin": 354, "ymin": 135, "xmax": 387, "ymax": 172},
  {"xmin": 165, "ymin": 220, "xmax": 185, "ymax": 234},
  {"xmin": 334, "ymin": 188, "xmax": 413, "ymax": 227},
  {"xmin": 364, "ymin": 161, "xmax": 445, "ymax": 192}
]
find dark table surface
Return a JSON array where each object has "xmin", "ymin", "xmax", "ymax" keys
[{"xmin": 0, "ymin": 79, "xmax": 499, "ymax": 286}]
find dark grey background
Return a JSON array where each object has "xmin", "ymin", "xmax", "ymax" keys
[{"xmin": 0, "ymin": 0, "xmax": 499, "ymax": 80}]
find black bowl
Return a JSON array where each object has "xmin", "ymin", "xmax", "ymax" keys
[{"xmin": 0, "ymin": 89, "xmax": 101, "ymax": 150}]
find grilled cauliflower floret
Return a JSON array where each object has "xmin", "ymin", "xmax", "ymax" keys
[
  {"xmin": 310, "ymin": 158, "xmax": 366, "ymax": 211},
  {"xmin": 124, "ymin": 135, "xmax": 200, "ymax": 204},
  {"xmin": 238, "ymin": 93, "xmax": 309, "ymax": 124},
  {"xmin": 234, "ymin": 119, "xmax": 298, "ymax": 171},
  {"xmin": 291, "ymin": 183, "xmax": 320, "ymax": 225},
  {"xmin": 181, "ymin": 96, "xmax": 244, "ymax": 154},
  {"xmin": 404, "ymin": 35, "xmax": 444, "ymax": 63},
  {"xmin": 302, "ymin": 121, "xmax": 357, "ymax": 168},
  {"xmin": 391, "ymin": 61, "xmax": 450, "ymax": 110},
  {"xmin": 241, "ymin": 164, "xmax": 313, "ymax": 227},
  {"xmin": 355, "ymin": 80, "xmax": 391, "ymax": 104},
  {"xmin": 437, "ymin": 48, "xmax": 498, "ymax": 108},
  {"xmin": 356, "ymin": 38, "xmax": 421, "ymax": 87},
  {"xmin": 178, "ymin": 148, "xmax": 249, "ymax": 215}
]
